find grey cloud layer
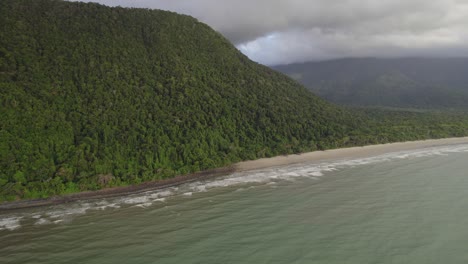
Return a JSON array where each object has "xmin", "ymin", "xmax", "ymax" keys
[{"xmin": 75, "ymin": 0, "xmax": 468, "ymax": 64}]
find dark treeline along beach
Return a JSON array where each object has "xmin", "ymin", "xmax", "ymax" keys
[{"xmin": 2, "ymin": 0, "xmax": 468, "ymax": 202}]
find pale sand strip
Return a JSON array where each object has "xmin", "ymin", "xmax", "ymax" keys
[{"xmin": 235, "ymin": 137, "xmax": 468, "ymax": 172}]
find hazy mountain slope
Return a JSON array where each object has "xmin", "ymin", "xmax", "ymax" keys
[
  {"xmin": 273, "ymin": 58, "xmax": 468, "ymax": 109},
  {"xmin": 0, "ymin": 0, "xmax": 357, "ymax": 200}
]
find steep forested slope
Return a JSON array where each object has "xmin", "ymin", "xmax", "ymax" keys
[
  {"xmin": 0, "ymin": 0, "xmax": 358, "ymax": 200},
  {"xmin": 2, "ymin": 1, "xmax": 468, "ymax": 202},
  {"xmin": 274, "ymin": 58, "xmax": 468, "ymax": 109}
]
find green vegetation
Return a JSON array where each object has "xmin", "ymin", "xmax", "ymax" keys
[
  {"xmin": 350, "ymin": 108, "xmax": 468, "ymax": 144},
  {"xmin": 274, "ymin": 58, "xmax": 468, "ymax": 110},
  {"xmin": 0, "ymin": 0, "xmax": 351, "ymax": 201},
  {"xmin": 1, "ymin": 0, "xmax": 468, "ymax": 202}
]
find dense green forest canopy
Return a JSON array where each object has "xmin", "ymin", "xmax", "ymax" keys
[
  {"xmin": 273, "ymin": 58, "xmax": 468, "ymax": 109},
  {"xmin": 1, "ymin": 0, "xmax": 468, "ymax": 202}
]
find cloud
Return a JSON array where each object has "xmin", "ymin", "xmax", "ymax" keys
[
  {"xmin": 74, "ymin": 0, "xmax": 468, "ymax": 65},
  {"xmin": 239, "ymin": 25, "xmax": 468, "ymax": 65}
]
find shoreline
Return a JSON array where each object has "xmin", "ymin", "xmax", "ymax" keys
[
  {"xmin": 0, "ymin": 167, "xmax": 235, "ymax": 211},
  {"xmin": 2, "ymin": 137, "xmax": 468, "ymax": 211},
  {"xmin": 234, "ymin": 137, "xmax": 468, "ymax": 172}
]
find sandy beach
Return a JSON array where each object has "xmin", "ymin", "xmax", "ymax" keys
[
  {"xmin": 2, "ymin": 137, "xmax": 468, "ymax": 210},
  {"xmin": 235, "ymin": 137, "xmax": 468, "ymax": 171}
]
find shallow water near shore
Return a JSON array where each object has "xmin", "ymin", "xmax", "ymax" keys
[{"xmin": 2, "ymin": 144, "xmax": 468, "ymax": 263}]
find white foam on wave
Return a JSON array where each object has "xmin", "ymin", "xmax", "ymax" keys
[
  {"xmin": 120, "ymin": 196, "xmax": 150, "ymax": 205},
  {"xmin": 46, "ymin": 202, "xmax": 91, "ymax": 219},
  {"xmin": 116, "ymin": 187, "xmax": 176, "ymax": 206},
  {"xmin": 310, "ymin": 172, "xmax": 324, "ymax": 177},
  {"xmin": 35, "ymin": 218, "xmax": 51, "ymax": 226},
  {"xmin": 0, "ymin": 189, "xmax": 174, "ymax": 231},
  {"xmin": 151, "ymin": 190, "xmax": 174, "ymax": 198},
  {"xmin": 0, "ymin": 216, "xmax": 23, "ymax": 231},
  {"xmin": 95, "ymin": 202, "xmax": 121, "ymax": 211},
  {"xmin": 134, "ymin": 202, "xmax": 153, "ymax": 208}
]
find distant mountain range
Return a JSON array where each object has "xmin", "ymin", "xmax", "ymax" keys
[{"xmin": 273, "ymin": 58, "xmax": 468, "ymax": 109}]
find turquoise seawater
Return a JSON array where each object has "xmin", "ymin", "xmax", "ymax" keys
[{"xmin": 2, "ymin": 144, "xmax": 468, "ymax": 264}]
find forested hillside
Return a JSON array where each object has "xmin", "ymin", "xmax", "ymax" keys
[
  {"xmin": 274, "ymin": 58, "xmax": 468, "ymax": 109},
  {"xmin": 1, "ymin": 0, "xmax": 468, "ymax": 202},
  {"xmin": 0, "ymin": 0, "xmax": 357, "ymax": 201}
]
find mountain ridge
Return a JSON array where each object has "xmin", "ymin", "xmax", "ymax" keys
[{"xmin": 273, "ymin": 57, "xmax": 468, "ymax": 109}]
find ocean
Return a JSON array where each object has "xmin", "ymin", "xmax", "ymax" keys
[{"xmin": 1, "ymin": 143, "xmax": 468, "ymax": 263}]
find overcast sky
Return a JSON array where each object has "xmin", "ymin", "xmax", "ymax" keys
[{"xmin": 75, "ymin": 0, "xmax": 468, "ymax": 65}]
